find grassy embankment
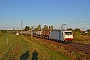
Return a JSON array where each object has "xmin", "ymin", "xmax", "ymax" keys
[
  {"xmin": 24, "ymin": 35, "xmax": 90, "ymax": 60},
  {"xmin": 0, "ymin": 33, "xmax": 69, "ymax": 60},
  {"xmin": 73, "ymin": 31, "xmax": 90, "ymax": 44}
]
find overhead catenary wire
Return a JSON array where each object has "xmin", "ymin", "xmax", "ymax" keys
[{"xmin": 54, "ymin": 20, "xmax": 90, "ymax": 30}]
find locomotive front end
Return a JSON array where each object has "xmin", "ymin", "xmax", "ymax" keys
[{"xmin": 63, "ymin": 31, "xmax": 73, "ymax": 43}]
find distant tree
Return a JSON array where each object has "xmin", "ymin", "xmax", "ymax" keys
[
  {"xmin": 34, "ymin": 28, "xmax": 38, "ymax": 31},
  {"xmin": 13, "ymin": 29, "xmax": 15, "ymax": 31},
  {"xmin": 37, "ymin": 24, "xmax": 41, "ymax": 31},
  {"xmin": 87, "ymin": 29, "xmax": 90, "ymax": 35},
  {"xmin": 42, "ymin": 25, "xmax": 48, "ymax": 30},
  {"xmin": 49, "ymin": 25, "xmax": 54, "ymax": 30},
  {"xmin": 67, "ymin": 28, "xmax": 72, "ymax": 31},
  {"xmin": 75, "ymin": 28, "xmax": 81, "ymax": 32},
  {"xmin": 49, "ymin": 26, "xmax": 50, "ymax": 30},
  {"xmin": 34, "ymin": 24, "xmax": 41, "ymax": 31},
  {"xmin": 87, "ymin": 29, "xmax": 90, "ymax": 32},
  {"xmin": 25, "ymin": 26, "xmax": 30, "ymax": 31},
  {"xmin": 1, "ymin": 30, "xmax": 7, "ymax": 33}
]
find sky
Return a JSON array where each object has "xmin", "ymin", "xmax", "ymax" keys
[{"xmin": 0, "ymin": 0, "xmax": 90, "ymax": 30}]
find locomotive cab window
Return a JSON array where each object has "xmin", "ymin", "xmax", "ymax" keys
[{"xmin": 65, "ymin": 32, "xmax": 72, "ymax": 35}]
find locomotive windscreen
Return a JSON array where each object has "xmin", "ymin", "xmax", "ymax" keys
[{"xmin": 65, "ymin": 32, "xmax": 72, "ymax": 35}]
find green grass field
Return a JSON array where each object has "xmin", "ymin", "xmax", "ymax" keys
[{"xmin": 0, "ymin": 33, "xmax": 69, "ymax": 60}]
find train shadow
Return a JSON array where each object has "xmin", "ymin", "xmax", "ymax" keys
[
  {"xmin": 20, "ymin": 50, "xmax": 30, "ymax": 60},
  {"xmin": 32, "ymin": 50, "xmax": 38, "ymax": 60}
]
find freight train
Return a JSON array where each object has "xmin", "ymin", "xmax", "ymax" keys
[
  {"xmin": 34, "ymin": 30, "xmax": 73, "ymax": 43},
  {"xmin": 20, "ymin": 30, "xmax": 73, "ymax": 43}
]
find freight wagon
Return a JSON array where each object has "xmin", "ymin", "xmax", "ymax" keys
[
  {"xmin": 35, "ymin": 31, "xmax": 42, "ymax": 37},
  {"xmin": 41, "ymin": 30, "xmax": 51, "ymax": 39},
  {"xmin": 49, "ymin": 30, "xmax": 73, "ymax": 43}
]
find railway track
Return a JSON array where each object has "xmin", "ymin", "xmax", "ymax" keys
[
  {"xmin": 69, "ymin": 42, "xmax": 90, "ymax": 55},
  {"xmin": 34, "ymin": 37, "xmax": 90, "ymax": 56}
]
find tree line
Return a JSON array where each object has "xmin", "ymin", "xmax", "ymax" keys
[
  {"xmin": 24, "ymin": 24, "xmax": 83, "ymax": 32},
  {"xmin": 24, "ymin": 24, "xmax": 54, "ymax": 31}
]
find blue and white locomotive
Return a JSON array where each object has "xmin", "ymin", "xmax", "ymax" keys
[{"xmin": 49, "ymin": 30, "xmax": 73, "ymax": 43}]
